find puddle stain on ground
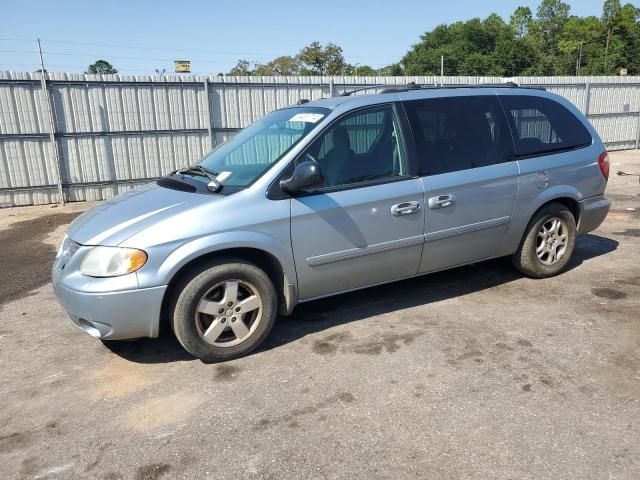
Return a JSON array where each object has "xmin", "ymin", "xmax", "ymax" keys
[
  {"xmin": 134, "ymin": 463, "xmax": 171, "ymax": 480},
  {"xmin": 617, "ymin": 275, "xmax": 640, "ymax": 287},
  {"xmin": 0, "ymin": 431, "xmax": 31, "ymax": 453},
  {"xmin": 214, "ymin": 364, "xmax": 241, "ymax": 381},
  {"xmin": 103, "ymin": 473, "xmax": 123, "ymax": 480},
  {"xmin": 612, "ymin": 228, "xmax": 640, "ymax": 238},
  {"xmin": 255, "ymin": 392, "xmax": 355, "ymax": 430},
  {"xmin": 592, "ymin": 287, "xmax": 628, "ymax": 300},
  {"xmin": 120, "ymin": 392, "xmax": 204, "ymax": 432},
  {"xmin": 312, "ymin": 329, "xmax": 426, "ymax": 356},
  {"xmin": 0, "ymin": 212, "xmax": 80, "ymax": 305}
]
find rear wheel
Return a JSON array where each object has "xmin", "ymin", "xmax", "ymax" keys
[
  {"xmin": 512, "ymin": 202, "xmax": 577, "ymax": 278},
  {"xmin": 171, "ymin": 260, "xmax": 277, "ymax": 362}
]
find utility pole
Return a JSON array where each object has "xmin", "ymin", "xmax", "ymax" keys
[
  {"xmin": 38, "ymin": 38, "xmax": 65, "ymax": 205},
  {"xmin": 440, "ymin": 55, "xmax": 444, "ymax": 86}
]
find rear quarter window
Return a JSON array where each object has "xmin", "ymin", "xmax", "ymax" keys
[{"xmin": 499, "ymin": 95, "xmax": 592, "ymax": 158}]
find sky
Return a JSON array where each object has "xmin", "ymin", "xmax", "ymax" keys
[{"xmin": 0, "ymin": 0, "xmax": 618, "ymax": 75}]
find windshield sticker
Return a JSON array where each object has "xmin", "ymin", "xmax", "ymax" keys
[{"xmin": 288, "ymin": 113, "xmax": 325, "ymax": 123}]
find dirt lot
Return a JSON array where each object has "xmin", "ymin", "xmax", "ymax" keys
[{"xmin": 1, "ymin": 152, "xmax": 639, "ymax": 480}]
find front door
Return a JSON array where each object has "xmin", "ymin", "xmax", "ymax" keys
[
  {"xmin": 290, "ymin": 104, "xmax": 425, "ymax": 300},
  {"xmin": 402, "ymin": 94, "xmax": 519, "ymax": 273}
]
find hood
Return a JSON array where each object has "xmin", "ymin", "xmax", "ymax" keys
[{"xmin": 68, "ymin": 182, "xmax": 219, "ymax": 246}]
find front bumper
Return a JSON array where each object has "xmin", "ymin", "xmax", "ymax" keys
[
  {"xmin": 577, "ymin": 195, "xmax": 611, "ymax": 235},
  {"xmin": 53, "ymin": 282, "xmax": 167, "ymax": 340}
]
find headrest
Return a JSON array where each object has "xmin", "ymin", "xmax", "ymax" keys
[{"xmin": 332, "ymin": 126, "xmax": 350, "ymax": 148}]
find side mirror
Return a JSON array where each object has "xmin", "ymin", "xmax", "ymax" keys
[{"xmin": 280, "ymin": 161, "xmax": 324, "ymax": 194}]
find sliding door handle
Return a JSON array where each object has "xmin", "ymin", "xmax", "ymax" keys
[
  {"xmin": 391, "ymin": 201, "xmax": 421, "ymax": 216},
  {"xmin": 428, "ymin": 194, "xmax": 456, "ymax": 209}
]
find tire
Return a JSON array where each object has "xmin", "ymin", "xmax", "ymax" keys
[
  {"xmin": 512, "ymin": 202, "xmax": 577, "ymax": 278},
  {"xmin": 171, "ymin": 259, "xmax": 277, "ymax": 362}
]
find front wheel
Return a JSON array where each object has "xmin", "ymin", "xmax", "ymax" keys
[
  {"xmin": 512, "ymin": 202, "xmax": 577, "ymax": 278},
  {"xmin": 171, "ymin": 260, "xmax": 277, "ymax": 362}
]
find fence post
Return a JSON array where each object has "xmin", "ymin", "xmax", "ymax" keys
[
  {"xmin": 203, "ymin": 78, "xmax": 214, "ymax": 149},
  {"xmin": 584, "ymin": 82, "xmax": 591, "ymax": 116},
  {"xmin": 38, "ymin": 39, "xmax": 65, "ymax": 204},
  {"xmin": 636, "ymin": 111, "xmax": 640, "ymax": 150}
]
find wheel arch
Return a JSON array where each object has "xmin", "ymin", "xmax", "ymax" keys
[
  {"xmin": 158, "ymin": 239, "xmax": 298, "ymax": 336},
  {"xmin": 514, "ymin": 194, "xmax": 581, "ymax": 252},
  {"xmin": 502, "ymin": 187, "xmax": 583, "ymax": 256},
  {"xmin": 531, "ymin": 196, "xmax": 580, "ymax": 226}
]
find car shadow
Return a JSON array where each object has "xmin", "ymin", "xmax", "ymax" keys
[{"xmin": 105, "ymin": 233, "xmax": 618, "ymax": 364}]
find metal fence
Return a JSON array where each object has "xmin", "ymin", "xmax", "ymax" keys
[{"xmin": 1, "ymin": 72, "xmax": 639, "ymax": 207}]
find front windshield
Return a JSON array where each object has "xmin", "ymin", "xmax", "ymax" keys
[{"xmin": 198, "ymin": 107, "xmax": 329, "ymax": 187}]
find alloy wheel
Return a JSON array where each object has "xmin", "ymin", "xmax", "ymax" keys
[
  {"xmin": 536, "ymin": 217, "xmax": 569, "ymax": 265},
  {"xmin": 195, "ymin": 280, "xmax": 263, "ymax": 347}
]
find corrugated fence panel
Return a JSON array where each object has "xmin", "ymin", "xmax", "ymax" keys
[
  {"xmin": 1, "ymin": 72, "xmax": 639, "ymax": 206},
  {"xmin": 589, "ymin": 84, "xmax": 640, "ymax": 115}
]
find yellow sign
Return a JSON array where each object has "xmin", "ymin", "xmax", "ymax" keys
[
  {"xmin": 175, "ymin": 60, "xmax": 191, "ymax": 73},
  {"xmin": 619, "ymin": 68, "xmax": 628, "ymax": 76}
]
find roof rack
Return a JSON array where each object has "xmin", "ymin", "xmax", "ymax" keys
[{"xmin": 339, "ymin": 81, "xmax": 545, "ymax": 96}]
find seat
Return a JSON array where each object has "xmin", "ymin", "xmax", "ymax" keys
[{"xmin": 322, "ymin": 126, "xmax": 356, "ymax": 186}]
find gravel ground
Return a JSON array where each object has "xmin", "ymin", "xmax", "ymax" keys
[{"xmin": 0, "ymin": 151, "xmax": 638, "ymax": 480}]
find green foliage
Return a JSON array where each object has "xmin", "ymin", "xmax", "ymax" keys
[
  {"xmin": 228, "ymin": 42, "xmax": 348, "ymax": 76},
  {"xmin": 401, "ymin": 0, "xmax": 640, "ymax": 76},
  {"xmin": 297, "ymin": 42, "xmax": 347, "ymax": 75},
  {"xmin": 253, "ymin": 56, "xmax": 300, "ymax": 76},
  {"xmin": 228, "ymin": 1, "xmax": 640, "ymax": 77},
  {"xmin": 510, "ymin": 6, "xmax": 533, "ymax": 39},
  {"xmin": 85, "ymin": 60, "xmax": 118, "ymax": 75},
  {"xmin": 228, "ymin": 59, "xmax": 252, "ymax": 75}
]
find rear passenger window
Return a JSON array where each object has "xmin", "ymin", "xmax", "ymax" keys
[
  {"xmin": 499, "ymin": 95, "xmax": 592, "ymax": 158},
  {"xmin": 404, "ymin": 96, "xmax": 514, "ymax": 176}
]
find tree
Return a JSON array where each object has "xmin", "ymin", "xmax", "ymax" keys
[
  {"xmin": 602, "ymin": 0, "xmax": 621, "ymax": 71},
  {"xmin": 85, "ymin": 60, "xmax": 118, "ymax": 74},
  {"xmin": 228, "ymin": 59, "xmax": 253, "ymax": 75},
  {"xmin": 223, "ymin": 2, "xmax": 640, "ymax": 79},
  {"xmin": 253, "ymin": 56, "xmax": 301, "ymax": 76},
  {"xmin": 297, "ymin": 42, "xmax": 347, "ymax": 75},
  {"xmin": 346, "ymin": 64, "xmax": 378, "ymax": 76},
  {"xmin": 614, "ymin": 3, "xmax": 640, "ymax": 74},
  {"xmin": 534, "ymin": 0, "xmax": 571, "ymax": 59},
  {"xmin": 510, "ymin": 6, "xmax": 533, "ymax": 39},
  {"xmin": 559, "ymin": 16, "xmax": 602, "ymax": 74},
  {"xmin": 600, "ymin": 1, "xmax": 640, "ymax": 74},
  {"xmin": 401, "ymin": 14, "xmax": 536, "ymax": 76},
  {"xmin": 379, "ymin": 63, "xmax": 404, "ymax": 76}
]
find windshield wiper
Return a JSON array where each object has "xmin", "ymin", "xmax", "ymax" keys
[
  {"xmin": 176, "ymin": 164, "xmax": 219, "ymax": 181},
  {"xmin": 175, "ymin": 165, "xmax": 231, "ymax": 193}
]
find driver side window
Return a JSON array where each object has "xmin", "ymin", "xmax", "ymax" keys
[{"xmin": 308, "ymin": 105, "xmax": 407, "ymax": 188}]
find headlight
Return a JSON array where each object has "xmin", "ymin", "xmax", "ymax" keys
[{"xmin": 80, "ymin": 246, "xmax": 147, "ymax": 277}]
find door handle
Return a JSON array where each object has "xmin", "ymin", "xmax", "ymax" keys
[
  {"xmin": 428, "ymin": 194, "xmax": 456, "ymax": 209},
  {"xmin": 391, "ymin": 201, "xmax": 421, "ymax": 216}
]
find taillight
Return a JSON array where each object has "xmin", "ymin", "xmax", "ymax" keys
[{"xmin": 598, "ymin": 151, "xmax": 610, "ymax": 179}]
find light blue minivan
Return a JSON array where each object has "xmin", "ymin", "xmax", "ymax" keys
[{"xmin": 53, "ymin": 85, "xmax": 610, "ymax": 361}]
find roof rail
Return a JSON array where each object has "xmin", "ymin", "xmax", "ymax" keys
[{"xmin": 339, "ymin": 81, "xmax": 545, "ymax": 96}]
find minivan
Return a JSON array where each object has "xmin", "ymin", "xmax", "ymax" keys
[{"xmin": 53, "ymin": 84, "xmax": 611, "ymax": 362}]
